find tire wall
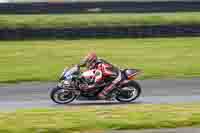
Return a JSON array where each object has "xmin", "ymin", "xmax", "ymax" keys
[
  {"xmin": 0, "ymin": 1, "xmax": 200, "ymax": 14},
  {"xmin": 1, "ymin": 25, "xmax": 200, "ymax": 40}
]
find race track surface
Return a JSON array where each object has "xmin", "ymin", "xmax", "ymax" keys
[
  {"xmin": 0, "ymin": 79, "xmax": 200, "ymax": 111},
  {"xmin": 109, "ymin": 127, "xmax": 200, "ymax": 133}
]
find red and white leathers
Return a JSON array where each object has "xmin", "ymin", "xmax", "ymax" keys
[{"xmin": 87, "ymin": 59, "xmax": 122, "ymax": 99}]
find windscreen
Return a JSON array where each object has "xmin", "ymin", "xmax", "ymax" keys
[{"xmin": 64, "ymin": 66, "xmax": 78, "ymax": 78}]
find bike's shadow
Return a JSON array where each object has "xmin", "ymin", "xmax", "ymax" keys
[{"xmin": 52, "ymin": 100, "xmax": 142, "ymax": 107}]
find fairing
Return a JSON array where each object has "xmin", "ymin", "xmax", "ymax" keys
[{"xmin": 124, "ymin": 69, "xmax": 140, "ymax": 79}]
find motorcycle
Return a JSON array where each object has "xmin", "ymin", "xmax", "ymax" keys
[{"xmin": 49, "ymin": 65, "xmax": 142, "ymax": 104}]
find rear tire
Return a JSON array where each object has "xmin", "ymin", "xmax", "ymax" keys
[
  {"xmin": 50, "ymin": 87, "xmax": 77, "ymax": 104},
  {"xmin": 116, "ymin": 80, "xmax": 141, "ymax": 102}
]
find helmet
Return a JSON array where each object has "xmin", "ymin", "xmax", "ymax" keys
[{"xmin": 80, "ymin": 52, "xmax": 97, "ymax": 69}]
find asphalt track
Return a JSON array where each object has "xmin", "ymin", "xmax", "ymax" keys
[
  {"xmin": 0, "ymin": 79, "xmax": 200, "ymax": 111},
  {"xmin": 108, "ymin": 127, "xmax": 200, "ymax": 133}
]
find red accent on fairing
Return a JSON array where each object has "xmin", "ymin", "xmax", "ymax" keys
[
  {"xmin": 128, "ymin": 76, "xmax": 136, "ymax": 80},
  {"xmin": 128, "ymin": 73, "xmax": 137, "ymax": 78}
]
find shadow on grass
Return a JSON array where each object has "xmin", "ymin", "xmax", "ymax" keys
[{"xmin": 51, "ymin": 100, "xmax": 142, "ymax": 107}]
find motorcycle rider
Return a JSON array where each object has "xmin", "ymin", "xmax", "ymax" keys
[{"xmin": 79, "ymin": 52, "xmax": 122, "ymax": 100}]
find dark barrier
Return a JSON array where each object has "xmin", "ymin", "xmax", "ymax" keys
[
  {"xmin": 0, "ymin": 1, "xmax": 200, "ymax": 14},
  {"xmin": 0, "ymin": 25, "xmax": 200, "ymax": 40}
]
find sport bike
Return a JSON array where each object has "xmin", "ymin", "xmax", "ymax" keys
[{"xmin": 49, "ymin": 65, "xmax": 142, "ymax": 104}]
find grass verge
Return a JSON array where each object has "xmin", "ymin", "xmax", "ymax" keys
[
  {"xmin": 1, "ymin": 12, "xmax": 200, "ymax": 28},
  {"xmin": 1, "ymin": 37, "xmax": 200, "ymax": 83},
  {"xmin": 0, "ymin": 103, "xmax": 200, "ymax": 133}
]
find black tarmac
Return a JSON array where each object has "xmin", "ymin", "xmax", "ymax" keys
[{"xmin": 0, "ymin": 79, "xmax": 200, "ymax": 111}]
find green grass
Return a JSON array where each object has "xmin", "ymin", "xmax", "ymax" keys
[
  {"xmin": 0, "ymin": 37, "xmax": 200, "ymax": 83},
  {"xmin": 0, "ymin": 103, "xmax": 200, "ymax": 133},
  {"xmin": 1, "ymin": 12, "xmax": 200, "ymax": 28}
]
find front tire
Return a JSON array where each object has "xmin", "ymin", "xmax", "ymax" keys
[
  {"xmin": 116, "ymin": 80, "xmax": 141, "ymax": 102},
  {"xmin": 50, "ymin": 87, "xmax": 77, "ymax": 104}
]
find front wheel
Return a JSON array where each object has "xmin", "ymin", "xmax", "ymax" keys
[
  {"xmin": 50, "ymin": 87, "xmax": 77, "ymax": 104},
  {"xmin": 116, "ymin": 80, "xmax": 141, "ymax": 102}
]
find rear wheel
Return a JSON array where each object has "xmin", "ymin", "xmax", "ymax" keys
[
  {"xmin": 50, "ymin": 87, "xmax": 77, "ymax": 104},
  {"xmin": 116, "ymin": 81, "xmax": 141, "ymax": 102}
]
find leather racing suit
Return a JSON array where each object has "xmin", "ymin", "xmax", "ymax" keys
[{"xmin": 87, "ymin": 59, "xmax": 122, "ymax": 99}]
